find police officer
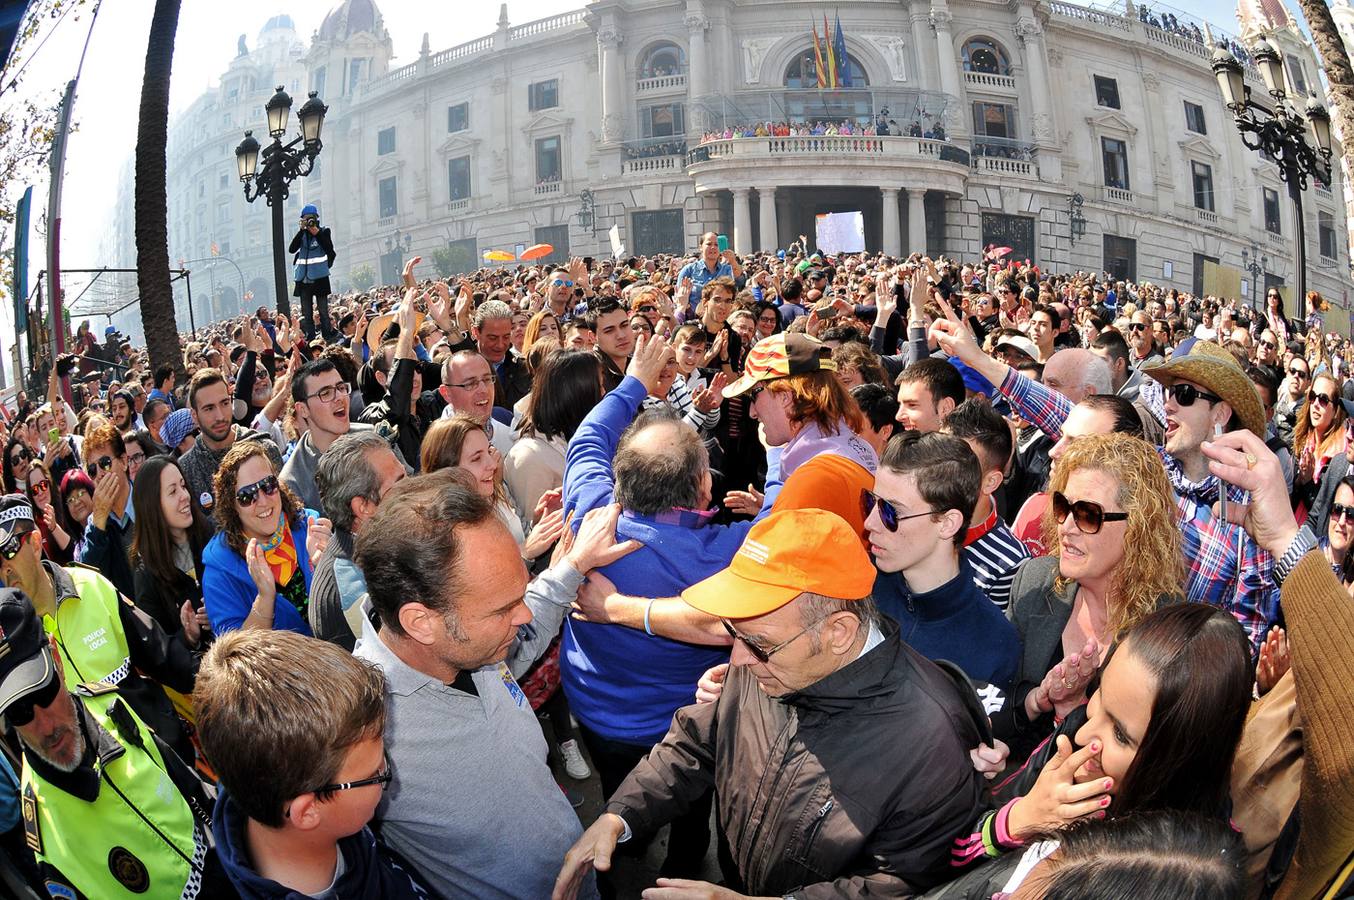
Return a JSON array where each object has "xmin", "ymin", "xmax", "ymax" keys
[
  {"xmin": 0, "ymin": 495, "xmax": 200, "ymax": 765},
  {"xmin": 0, "ymin": 588, "xmax": 234, "ymax": 898},
  {"xmin": 288, "ymin": 204, "xmax": 338, "ymax": 342}
]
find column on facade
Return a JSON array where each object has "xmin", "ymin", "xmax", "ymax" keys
[
  {"xmin": 758, "ymin": 186, "xmax": 778, "ymax": 251},
  {"xmin": 686, "ymin": 9, "xmax": 710, "ymax": 130},
  {"xmin": 732, "ymin": 188, "xmax": 752, "ymax": 255},
  {"xmin": 930, "ymin": 5, "xmax": 966, "ymax": 137},
  {"xmin": 598, "ymin": 25, "xmax": 625, "ymax": 144},
  {"xmin": 1141, "ymin": 72, "xmax": 1171, "ymax": 201},
  {"xmin": 1014, "ymin": 12, "xmax": 1054, "ymax": 148},
  {"xmin": 909, "ymin": 7, "xmax": 936, "ymax": 93},
  {"xmin": 881, "ymin": 188, "xmax": 902, "ymax": 256},
  {"xmin": 907, "ymin": 189, "xmax": 927, "ymax": 255}
]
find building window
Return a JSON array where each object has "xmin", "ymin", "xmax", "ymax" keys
[
  {"xmin": 528, "ymin": 79, "xmax": 559, "ymax": 111},
  {"xmin": 783, "ymin": 51, "xmax": 869, "ymax": 88},
  {"xmin": 312, "ymin": 66, "xmax": 326, "ymax": 99},
  {"xmin": 1285, "ymin": 54, "xmax": 1308, "ymax": 95},
  {"xmin": 981, "ymin": 214, "xmax": 1036, "ymax": 265},
  {"xmin": 377, "ymin": 127, "xmax": 396, "ymax": 156},
  {"xmin": 1184, "ymin": 101, "xmax": 1206, "ymax": 134},
  {"xmin": 641, "ymin": 103, "xmax": 685, "ymax": 138},
  {"xmin": 1103, "ymin": 234, "xmax": 1137, "ymax": 281},
  {"xmin": 379, "ymin": 176, "xmax": 398, "ymax": 218},
  {"xmin": 1192, "ymin": 252, "xmax": 1220, "ymax": 297},
  {"xmin": 962, "ymin": 37, "xmax": 1011, "ymax": 75},
  {"xmin": 640, "ymin": 42, "xmax": 687, "ymax": 77},
  {"xmin": 1320, "ymin": 210, "xmax": 1336, "ymax": 258},
  {"xmin": 348, "ymin": 58, "xmax": 365, "ymax": 93},
  {"xmin": 216, "ymin": 201, "xmax": 230, "ymax": 224},
  {"xmin": 1263, "ymin": 187, "xmax": 1281, "ymax": 234},
  {"xmin": 631, "ymin": 210, "xmax": 685, "ymax": 255},
  {"xmin": 448, "ymin": 102, "xmax": 469, "ymax": 133},
  {"xmin": 1191, "ymin": 161, "xmax": 1214, "ymax": 211},
  {"xmin": 1101, "ymin": 137, "xmax": 1129, "ymax": 190},
  {"xmin": 533, "ymin": 225, "xmax": 569, "ymax": 264},
  {"xmin": 449, "ymin": 156, "xmax": 471, "ymax": 202},
  {"xmin": 1094, "ymin": 75, "xmax": 1120, "ymax": 109},
  {"xmin": 219, "ymin": 172, "xmax": 229, "ymax": 189},
  {"xmin": 972, "ymin": 102, "xmax": 1016, "ymax": 139},
  {"xmin": 535, "ymin": 136, "xmax": 562, "ymax": 183}
]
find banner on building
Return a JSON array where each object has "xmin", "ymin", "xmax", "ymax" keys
[{"xmin": 13, "ymin": 185, "xmax": 31, "ymax": 332}]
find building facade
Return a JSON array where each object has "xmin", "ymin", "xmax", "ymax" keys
[{"xmin": 105, "ymin": 0, "xmax": 1352, "ymax": 331}]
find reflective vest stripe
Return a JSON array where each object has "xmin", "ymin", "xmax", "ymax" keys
[
  {"xmin": 295, "ymin": 254, "xmax": 328, "ymax": 265},
  {"xmin": 46, "ymin": 568, "xmax": 133, "ymax": 690}
]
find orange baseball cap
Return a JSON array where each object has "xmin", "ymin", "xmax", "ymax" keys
[{"xmin": 681, "ymin": 509, "xmax": 876, "ymax": 619}]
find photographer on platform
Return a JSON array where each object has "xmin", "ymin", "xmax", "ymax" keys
[{"xmin": 289, "ymin": 204, "xmax": 338, "ymax": 343}]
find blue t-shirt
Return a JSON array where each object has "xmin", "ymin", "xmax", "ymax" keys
[
  {"xmin": 676, "ymin": 259, "xmax": 735, "ymax": 312},
  {"xmin": 873, "ymin": 560, "xmax": 1021, "ymax": 691}
]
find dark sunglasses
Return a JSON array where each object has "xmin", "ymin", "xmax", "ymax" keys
[
  {"xmin": 1331, "ymin": 501, "xmax": 1354, "ymax": 522},
  {"xmin": 721, "ymin": 618, "xmax": 817, "ymax": 664},
  {"xmin": 0, "ymin": 531, "xmax": 27, "ymax": 560},
  {"xmin": 235, "ymin": 474, "xmax": 279, "ymax": 507},
  {"xmin": 1309, "ymin": 390, "xmax": 1336, "ymax": 407},
  {"xmin": 1289, "ymin": 367, "xmax": 1310, "ymax": 379},
  {"xmin": 1259, "ymin": 339, "xmax": 1277, "ymax": 350},
  {"xmin": 1052, "ymin": 490, "xmax": 1128, "ymax": 535},
  {"xmin": 1167, "ymin": 383, "xmax": 1223, "ymax": 407},
  {"xmin": 637, "ymin": 305, "xmax": 657, "ymax": 314},
  {"xmin": 1128, "ymin": 322, "xmax": 1148, "ymax": 332},
  {"xmin": 9, "ymin": 447, "xmax": 30, "ymax": 466},
  {"xmin": 861, "ymin": 488, "xmax": 938, "ymax": 533},
  {"xmin": 30, "ymin": 479, "xmax": 49, "ymax": 493},
  {"xmin": 85, "ymin": 455, "xmax": 114, "ymax": 479},
  {"xmin": 4, "ymin": 672, "xmax": 61, "ymax": 727}
]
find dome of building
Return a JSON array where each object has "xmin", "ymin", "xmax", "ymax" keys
[
  {"xmin": 261, "ymin": 14, "xmax": 295, "ymax": 34},
  {"xmin": 317, "ymin": 0, "xmax": 382, "ymax": 43}
]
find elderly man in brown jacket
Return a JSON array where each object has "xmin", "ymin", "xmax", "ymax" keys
[{"xmin": 554, "ymin": 508, "xmax": 986, "ymax": 900}]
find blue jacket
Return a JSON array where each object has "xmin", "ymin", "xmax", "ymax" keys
[
  {"xmin": 202, "ymin": 510, "xmax": 317, "ymax": 636},
  {"xmin": 873, "ymin": 559, "xmax": 1021, "ymax": 691},
  {"xmin": 292, "ymin": 229, "xmax": 332, "ymax": 283},
  {"xmin": 214, "ymin": 787, "xmax": 429, "ymax": 900},
  {"xmin": 562, "ymin": 375, "xmax": 762, "ymax": 745}
]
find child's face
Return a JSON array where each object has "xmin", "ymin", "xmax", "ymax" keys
[{"xmin": 315, "ymin": 735, "xmax": 389, "ymax": 839}]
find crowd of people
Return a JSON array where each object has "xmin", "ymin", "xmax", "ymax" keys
[
  {"xmin": 698, "ymin": 114, "xmax": 947, "ymax": 143},
  {"xmin": 0, "ymin": 223, "xmax": 1350, "ymax": 900}
]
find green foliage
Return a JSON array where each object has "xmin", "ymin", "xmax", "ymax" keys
[
  {"xmin": 350, "ymin": 263, "xmax": 376, "ymax": 291},
  {"xmin": 430, "ymin": 246, "xmax": 457, "ymax": 278}
]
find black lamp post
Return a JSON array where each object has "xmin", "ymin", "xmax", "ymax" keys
[
  {"xmin": 1212, "ymin": 41, "xmax": 1332, "ymax": 312},
  {"xmin": 235, "ymin": 86, "xmax": 328, "ymax": 317},
  {"xmin": 1241, "ymin": 246, "xmax": 1268, "ymax": 311},
  {"xmin": 1067, "ymin": 192, "xmax": 1087, "ymax": 241}
]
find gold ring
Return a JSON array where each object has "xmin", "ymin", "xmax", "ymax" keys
[{"xmin": 1245, "ymin": 452, "xmax": 1258, "ymax": 471}]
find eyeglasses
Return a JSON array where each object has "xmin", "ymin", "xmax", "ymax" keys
[
  {"xmin": 1052, "ymin": 490, "xmax": 1129, "ymax": 535},
  {"xmin": 85, "ymin": 455, "xmax": 114, "ymax": 479},
  {"xmin": 447, "ymin": 375, "xmax": 497, "ymax": 391},
  {"xmin": 126, "ymin": 452, "xmax": 146, "ymax": 467},
  {"xmin": 1331, "ymin": 501, "xmax": 1354, "ymax": 522},
  {"xmin": 1167, "ymin": 383, "xmax": 1223, "ymax": 407},
  {"xmin": 4, "ymin": 674, "xmax": 61, "ymax": 728},
  {"xmin": 551, "ymin": 279, "xmax": 573, "ymax": 288},
  {"xmin": 9, "ymin": 447, "xmax": 30, "ymax": 466},
  {"xmin": 860, "ymin": 488, "xmax": 938, "ymax": 533},
  {"xmin": 309, "ymin": 751, "xmax": 394, "ymax": 796},
  {"xmin": 235, "ymin": 474, "xmax": 279, "ymax": 507},
  {"xmin": 1128, "ymin": 322, "xmax": 1148, "ymax": 332},
  {"xmin": 305, "ymin": 381, "xmax": 352, "ymax": 404},
  {"xmin": 722, "ymin": 617, "xmax": 822, "ymax": 664},
  {"xmin": 1289, "ymin": 368, "xmax": 1310, "ymax": 379},
  {"xmin": 1308, "ymin": 390, "xmax": 1336, "ymax": 407}
]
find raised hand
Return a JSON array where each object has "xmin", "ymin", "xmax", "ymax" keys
[
  {"xmin": 401, "ymin": 256, "xmax": 423, "ymax": 289},
  {"xmin": 306, "ymin": 515, "xmax": 333, "ymax": 567},
  {"xmin": 626, "ymin": 332, "xmax": 674, "ymax": 396},
  {"xmin": 693, "ymin": 371, "xmax": 729, "ymax": 413},
  {"xmin": 1255, "ymin": 625, "xmax": 1291, "ymax": 696},
  {"xmin": 245, "ymin": 538, "xmax": 276, "ymax": 603}
]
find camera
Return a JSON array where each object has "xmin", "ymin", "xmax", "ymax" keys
[
  {"xmin": 55, "ymin": 353, "xmax": 79, "ymax": 378},
  {"xmin": 301, "ymin": 214, "xmax": 319, "ymax": 229}
]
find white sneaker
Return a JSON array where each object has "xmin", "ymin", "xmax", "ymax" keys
[{"xmin": 559, "ymin": 739, "xmax": 591, "ymax": 780}]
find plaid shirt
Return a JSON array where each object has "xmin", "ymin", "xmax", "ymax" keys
[{"xmin": 997, "ymin": 368, "xmax": 1279, "ymax": 655}]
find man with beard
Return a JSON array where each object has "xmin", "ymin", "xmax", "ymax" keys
[
  {"xmin": 178, "ymin": 368, "xmax": 281, "ymax": 518},
  {"xmin": 0, "ymin": 588, "xmax": 231, "ymax": 898}
]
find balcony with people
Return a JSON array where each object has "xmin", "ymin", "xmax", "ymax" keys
[{"xmin": 636, "ymin": 41, "xmax": 688, "ymax": 95}]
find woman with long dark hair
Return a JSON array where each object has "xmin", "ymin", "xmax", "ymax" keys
[
  {"xmin": 505, "ymin": 349, "xmax": 604, "ymax": 517},
  {"xmin": 950, "ymin": 603, "xmax": 1252, "ymax": 872},
  {"xmin": 131, "ymin": 456, "xmax": 214, "ymax": 643},
  {"xmin": 3, "ymin": 432, "xmax": 33, "ymax": 494}
]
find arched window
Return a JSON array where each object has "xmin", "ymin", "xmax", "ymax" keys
[
  {"xmin": 962, "ymin": 37, "xmax": 1011, "ymax": 76},
  {"xmin": 640, "ymin": 42, "xmax": 686, "ymax": 78},
  {"xmin": 784, "ymin": 51, "xmax": 869, "ymax": 89}
]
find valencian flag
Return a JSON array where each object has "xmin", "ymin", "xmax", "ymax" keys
[
  {"xmin": 812, "ymin": 18, "xmax": 827, "ymax": 87},
  {"xmin": 823, "ymin": 14, "xmax": 837, "ymax": 87},
  {"xmin": 834, "ymin": 12, "xmax": 851, "ymax": 87}
]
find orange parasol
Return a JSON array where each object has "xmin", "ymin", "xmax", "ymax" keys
[
  {"xmin": 518, "ymin": 243, "xmax": 555, "ymax": 261},
  {"xmin": 482, "ymin": 249, "xmax": 516, "ymax": 262}
]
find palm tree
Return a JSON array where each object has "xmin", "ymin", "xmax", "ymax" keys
[
  {"xmin": 1294, "ymin": 0, "xmax": 1354, "ymax": 189},
  {"xmin": 133, "ymin": 0, "xmax": 183, "ymax": 375}
]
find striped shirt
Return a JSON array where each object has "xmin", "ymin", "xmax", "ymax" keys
[{"xmin": 962, "ymin": 508, "xmax": 1030, "ymax": 611}]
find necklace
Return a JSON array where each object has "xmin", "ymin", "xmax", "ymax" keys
[{"xmin": 258, "ymin": 516, "xmax": 287, "ymax": 553}]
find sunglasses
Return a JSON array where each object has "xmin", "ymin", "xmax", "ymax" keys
[
  {"xmin": 1052, "ymin": 490, "xmax": 1128, "ymax": 535},
  {"xmin": 85, "ymin": 455, "xmax": 114, "ymax": 479},
  {"xmin": 551, "ymin": 279, "xmax": 573, "ymax": 288},
  {"xmin": 1289, "ymin": 368, "xmax": 1310, "ymax": 379},
  {"xmin": 860, "ymin": 488, "xmax": 938, "ymax": 532},
  {"xmin": 9, "ymin": 447, "xmax": 30, "ymax": 466},
  {"xmin": 1309, "ymin": 390, "xmax": 1336, "ymax": 406},
  {"xmin": 1259, "ymin": 339, "xmax": 1277, "ymax": 350},
  {"xmin": 4, "ymin": 673, "xmax": 61, "ymax": 728},
  {"xmin": 1128, "ymin": 322, "xmax": 1148, "ymax": 332},
  {"xmin": 0, "ymin": 531, "xmax": 26, "ymax": 560},
  {"xmin": 1167, "ymin": 383, "xmax": 1223, "ymax": 407},
  {"xmin": 1331, "ymin": 501, "xmax": 1354, "ymax": 522},
  {"xmin": 30, "ymin": 479, "xmax": 49, "ymax": 493},
  {"xmin": 721, "ymin": 617, "xmax": 819, "ymax": 664},
  {"xmin": 637, "ymin": 305, "xmax": 657, "ymax": 314},
  {"xmin": 235, "ymin": 474, "xmax": 279, "ymax": 507}
]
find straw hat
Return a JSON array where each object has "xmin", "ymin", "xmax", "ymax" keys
[{"xmin": 1143, "ymin": 340, "xmax": 1265, "ymax": 437}]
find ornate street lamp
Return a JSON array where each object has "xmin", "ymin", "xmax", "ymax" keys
[
  {"xmin": 1241, "ymin": 246, "xmax": 1269, "ymax": 310},
  {"xmin": 235, "ymin": 86, "xmax": 328, "ymax": 316},
  {"xmin": 1212, "ymin": 46, "xmax": 1331, "ymax": 312},
  {"xmin": 1068, "ymin": 192, "xmax": 1087, "ymax": 241}
]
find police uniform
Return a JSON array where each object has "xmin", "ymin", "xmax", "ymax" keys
[{"xmin": 41, "ymin": 561, "xmax": 200, "ymax": 764}]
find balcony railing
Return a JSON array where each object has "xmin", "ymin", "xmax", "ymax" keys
[
  {"xmin": 964, "ymin": 71, "xmax": 1017, "ymax": 91},
  {"xmin": 509, "ymin": 10, "xmax": 586, "ymax": 41},
  {"xmin": 687, "ymin": 134, "xmax": 970, "ymax": 167},
  {"xmin": 623, "ymin": 155, "xmax": 685, "ymax": 175},
  {"xmin": 449, "ymin": 198, "xmax": 471, "ymax": 212},
  {"xmin": 636, "ymin": 73, "xmax": 687, "ymax": 94},
  {"xmin": 534, "ymin": 179, "xmax": 563, "ymax": 196},
  {"xmin": 1103, "ymin": 185, "xmax": 1134, "ymax": 204},
  {"xmin": 974, "ymin": 155, "xmax": 1036, "ymax": 178},
  {"xmin": 1196, "ymin": 208, "xmax": 1218, "ymax": 226}
]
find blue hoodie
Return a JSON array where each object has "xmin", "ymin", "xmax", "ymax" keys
[{"xmin": 213, "ymin": 787, "xmax": 429, "ymax": 900}]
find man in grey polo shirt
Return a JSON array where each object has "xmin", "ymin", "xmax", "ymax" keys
[{"xmin": 353, "ymin": 468, "xmax": 635, "ymax": 900}]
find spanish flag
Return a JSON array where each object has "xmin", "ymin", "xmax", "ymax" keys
[
  {"xmin": 824, "ymin": 14, "xmax": 837, "ymax": 87},
  {"xmin": 812, "ymin": 20, "xmax": 827, "ymax": 88}
]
